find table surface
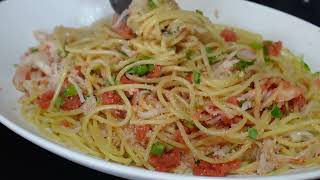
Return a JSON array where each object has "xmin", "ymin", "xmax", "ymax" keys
[{"xmin": 1, "ymin": 0, "xmax": 319, "ymax": 179}]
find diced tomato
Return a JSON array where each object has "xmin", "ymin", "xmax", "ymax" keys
[
  {"xmin": 112, "ymin": 15, "xmax": 135, "ymax": 40},
  {"xmin": 147, "ymin": 65, "xmax": 161, "ymax": 78},
  {"xmin": 266, "ymin": 41, "xmax": 283, "ymax": 57},
  {"xmin": 61, "ymin": 96, "xmax": 82, "ymax": 111},
  {"xmin": 220, "ymin": 28, "xmax": 237, "ymax": 42},
  {"xmin": 111, "ymin": 109, "xmax": 127, "ymax": 119},
  {"xmin": 175, "ymin": 130, "xmax": 185, "ymax": 144},
  {"xmin": 149, "ymin": 149, "xmax": 181, "ymax": 172},
  {"xmin": 36, "ymin": 90, "xmax": 55, "ymax": 109},
  {"xmin": 100, "ymin": 91, "xmax": 122, "ymax": 105},
  {"xmin": 61, "ymin": 120, "xmax": 72, "ymax": 128},
  {"xmin": 291, "ymin": 95, "xmax": 306, "ymax": 110},
  {"xmin": 315, "ymin": 79, "xmax": 320, "ymax": 88},
  {"xmin": 120, "ymin": 75, "xmax": 137, "ymax": 84},
  {"xmin": 185, "ymin": 73, "xmax": 193, "ymax": 83},
  {"xmin": 193, "ymin": 160, "xmax": 241, "ymax": 177},
  {"xmin": 135, "ymin": 125, "xmax": 151, "ymax": 141},
  {"xmin": 226, "ymin": 96, "xmax": 240, "ymax": 106},
  {"xmin": 221, "ymin": 116, "xmax": 242, "ymax": 127}
]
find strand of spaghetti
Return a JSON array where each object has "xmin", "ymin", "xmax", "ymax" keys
[
  {"xmin": 233, "ymin": 162, "xmax": 258, "ymax": 174},
  {"xmin": 202, "ymin": 74, "xmax": 241, "ymax": 89},
  {"xmin": 227, "ymin": 74, "xmax": 261, "ymax": 98},
  {"xmin": 255, "ymin": 110, "xmax": 272, "ymax": 133},
  {"xmin": 200, "ymin": 44, "xmax": 213, "ymax": 77},
  {"xmin": 276, "ymin": 137, "xmax": 317, "ymax": 148},
  {"xmin": 253, "ymin": 79, "xmax": 262, "ymax": 119},
  {"xmin": 86, "ymin": 121, "xmax": 122, "ymax": 156},
  {"xmin": 161, "ymin": 66, "xmax": 192, "ymax": 73},
  {"xmin": 88, "ymin": 121, "xmax": 132, "ymax": 164},
  {"xmin": 209, "ymin": 97, "xmax": 237, "ymax": 118},
  {"xmin": 192, "ymin": 116, "xmax": 247, "ymax": 136},
  {"xmin": 116, "ymin": 128, "xmax": 143, "ymax": 166},
  {"xmin": 177, "ymin": 121, "xmax": 251, "ymax": 163},
  {"xmin": 115, "ymin": 59, "xmax": 181, "ymax": 83},
  {"xmin": 65, "ymin": 47, "xmax": 125, "ymax": 58},
  {"xmin": 125, "ymin": 73, "xmax": 168, "ymax": 84},
  {"xmin": 144, "ymin": 125, "xmax": 163, "ymax": 161},
  {"xmin": 85, "ymin": 59, "xmax": 108, "ymax": 95},
  {"xmin": 130, "ymin": 116, "xmax": 178, "ymax": 125},
  {"xmin": 157, "ymin": 133, "xmax": 186, "ymax": 149},
  {"xmin": 225, "ymin": 103, "xmax": 258, "ymax": 124},
  {"xmin": 44, "ymin": 109, "xmax": 83, "ymax": 117},
  {"xmin": 48, "ymin": 61, "xmax": 70, "ymax": 110},
  {"xmin": 97, "ymin": 84, "xmax": 156, "ymax": 95},
  {"xmin": 261, "ymin": 119, "xmax": 320, "ymax": 138}
]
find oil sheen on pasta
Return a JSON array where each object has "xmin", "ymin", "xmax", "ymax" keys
[{"xmin": 12, "ymin": 0, "xmax": 320, "ymax": 177}]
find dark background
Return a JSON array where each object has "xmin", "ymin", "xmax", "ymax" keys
[{"xmin": 1, "ymin": 0, "xmax": 319, "ymax": 179}]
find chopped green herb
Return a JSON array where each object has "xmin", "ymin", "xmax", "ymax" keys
[
  {"xmin": 236, "ymin": 60, "xmax": 254, "ymax": 70},
  {"xmin": 264, "ymin": 56, "xmax": 272, "ymax": 63},
  {"xmin": 54, "ymin": 96, "xmax": 64, "ymax": 108},
  {"xmin": 148, "ymin": 0, "xmax": 157, "ymax": 10},
  {"xmin": 193, "ymin": 71, "xmax": 201, "ymax": 84},
  {"xmin": 248, "ymin": 128, "xmax": 258, "ymax": 140},
  {"xmin": 128, "ymin": 64, "xmax": 154, "ymax": 76},
  {"xmin": 208, "ymin": 56, "xmax": 218, "ymax": 65},
  {"xmin": 13, "ymin": 64, "xmax": 19, "ymax": 68},
  {"xmin": 31, "ymin": 48, "xmax": 38, "ymax": 53},
  {"xmin": 150, "ymin": 142, "xmax": 165, "ymax": 156},
  {"xmin": 63, "ymin": 84, "xmax": 78, "ymax": 97},
  {"xmin": 250, "ymin": 42, "xmax": 263, "ymax": 50},
  {"xmin": 195, "ymin": 9, "xmax": 203, "ymax": 16},
  {"xmin": 299, "ymin": 56, "xmax": 311, "ymax": 72},
  {"xmin": 206, "ymin": 47, "xmax": 213, "ymax": 54},
  {"xmin": 271, "ymin": 105, "xmax": 283, "ymax": 119}
]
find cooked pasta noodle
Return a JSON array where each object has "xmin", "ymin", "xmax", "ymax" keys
[{"xmin": 13, "ymin": 0, "xmax": 320, "ymax": 177}]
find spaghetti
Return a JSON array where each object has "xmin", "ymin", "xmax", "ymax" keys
[{"xmin": 13, "ymin": 0, "xmax": 320, "ymax": 176}]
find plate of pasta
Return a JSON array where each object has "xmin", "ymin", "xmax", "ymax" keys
[{"xmin": 1, "ymin": 0, "xmax": 320, "ymax": 179}]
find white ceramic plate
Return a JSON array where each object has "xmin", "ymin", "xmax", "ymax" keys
[{"xmin": 1, "ymin": 0, "xmax": 320, "ymax": 179}]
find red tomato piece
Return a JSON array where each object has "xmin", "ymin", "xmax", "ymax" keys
[
  {"xmin": 291, "ymin": 95, "xmax": 306, "ymax": 110},
  {"xmin": 185, "ymin": 73, "xmax": 193, "ymax": 83},
  {"xmin": 266, "ymin": 41, "xmax": 283, "ymax": 57},
  {"xmin": 111, "ymin": 109, "xmax": 127, "ymax": 119},
  {"xmin": 175, "ymin": 130, "xmax": 185, "ymax": 144},
  {"xmin": 100, "ymin": 91, "xmax": 122, "ymax": 105},
  {"xmin": 112, "ymin": 15, "xmax": 135, "ymax": 39},
  {"xmin": 120, "ymin": 75, "xmax": 137, "ymax": 84},
  {"xmin": 61, "ymin": 96, "xmax": 82, "ymax": 111},
  {"xmin": 149, "ymin": 149, "xmax": 181, "ymax": 172},
  {"xmin": 221, "ymin": 116, "xmax": 242, "ymax": 127},
  {"xmin": 315, "ymin": 79, "xmax": 320, "ymax": 88},
  {"xmin": 193, "ymin": 160, "xmax": 241, "ymax": 177},
  {"xmin": 147, "ymin": 65, "xmax": 161, "ymax": 78},
  {"xmin": 226, "ymin": 96, "xmax": 240, "ymax": 106},
  {"xmin": 220, "ymin": 28, "xmax": 237, "ymax": 42},
  {"xmin": 135, "ymin": 125, "xmax": 151, "ymax": 141},
  {"xmin": 36, "ymin": 90, "xmax": 55, "ymax": 109},
  {"xmin": 61, "ymin": 120, "xmax": 72, "ymax": 128}
]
